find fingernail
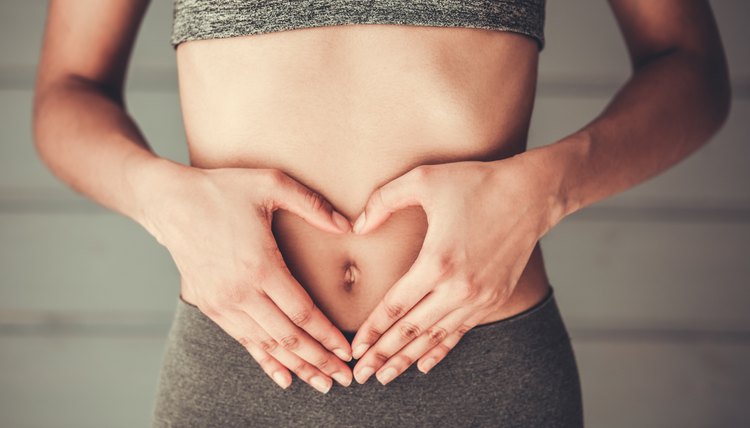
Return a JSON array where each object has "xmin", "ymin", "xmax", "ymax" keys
[
  {"xmin": 273, "ymin": 371, "xmax": 291, "ymax": 389},
  {"xmin": 332, "ymin": 371, "xmax": 351, "ymax": 387},
  {"xmin": 332, "ymin": 211, "xmax": 351, "ymax": 232},
  {"xmin": 352, "ymin": 343, "xmax": 370, "ymax": 359},
  {"xmin": 352, "ymin": 212, "xmax": 367, "ymax": 234},
  {"xmin": 355, "ymin": 366, "xmax": 375, "ymax": 384},
  {"xmin": 377, "ymin": 367, "xmax": 398, "ymax": 385},
  {"xmin": 310, "ymin": 376, "xmax": 331, "ymax": 394},
  {"xmin": 419, "ymin": 357, "xmax": 437, "ymax": 374},
  {"xmin": 333, "ymin": 347, "xmax": 352, "ymax": 362}
]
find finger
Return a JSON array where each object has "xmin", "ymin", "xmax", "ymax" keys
[
  {"xmin": 222, "ymin": 307, "xmax": 350, "ymax": 393},
  {"xmin": 270, "ymin": 342, "xmax": 337, "ymax": 394},
  {"xmin": 267, "ymin": 169, "xmax": 351, "ymax": 233},
  {"xmin": 200, "ymin": 306, "xmax": 293, "ymax": 390},
  {"xmin": 262, "ymin": 269, "xmax": 353, "ymax": 362},
  {"xmin": 244, "ymin": 339, "xmax": 293, "ymax": 389},
  {"xmin": 372, "ymin": 307, "xmax": 470, "ymax": 385},
  {"xmin": 350, "ymin": 254, "xmax": 437, "ymax": 360},
  {"xmin": 416, "ymin": 309, "xmax": 486, "ymax": 374},
  {"xmin": 352, "ymin": 166, "xmax": 427, "ymax": 235},
  {"xmin": 247, "ymin": 289, "xmax": 354, "ymax": 382},
  {"xmin": 352, "ymin": 288, "xmax": 461, "ymax": 380}
]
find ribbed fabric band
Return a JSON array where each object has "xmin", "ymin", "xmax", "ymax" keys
[{"xmin": 171, "ymin": 0, "xmax": 545, "ymax": 51}]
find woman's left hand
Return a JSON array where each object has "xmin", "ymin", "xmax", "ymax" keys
[{"xmin": 348, "ymin": 152, "xmax": 566, "ymax": 385}]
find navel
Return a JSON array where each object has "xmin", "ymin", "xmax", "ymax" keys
[{"xmin": 342, "ymin": 260, "xmax": 359, "ymax": 293}]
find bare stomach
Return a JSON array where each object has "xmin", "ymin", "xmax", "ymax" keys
[{"xmin": 175, "ymin": 24, "xmax": 552, "ymax": 333}]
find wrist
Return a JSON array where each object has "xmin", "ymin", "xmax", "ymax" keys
[
  {"xmin": 124, "ymin": 154, "xmax": 190, "ymax": 233},
  {"xmin": 512, "ymin": 134, "xmax": 591, "ymax": 229}
]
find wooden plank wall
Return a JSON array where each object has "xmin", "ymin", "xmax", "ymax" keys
[{"xmin": 1, "ymin": 1, "xmax": 748, "ymax": 426}]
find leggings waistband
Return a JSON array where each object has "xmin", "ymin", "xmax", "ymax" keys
[{"xmin": 152, "ymin": 284, "xmax": 582, "ymax": 427}]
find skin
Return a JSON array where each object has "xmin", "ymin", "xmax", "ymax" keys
[
  {"xmin": 32, "ymin": 0, "xmax": 356, "ymax": 393},
  {"xmin": 32, "ymin": 0, "xmax": 730, "ymax": 395},
  {"xmin": 349, "ymin": 0, "xmax": 732, "ymax": 384}
]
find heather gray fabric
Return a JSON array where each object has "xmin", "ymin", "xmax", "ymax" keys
[
  {"xmin": 150, "ymin": 285, "xmax": 582, "ymax": 427},
  {"xmin": 170, "ymin": 0, "xmax": 546, "ymax": 51}
]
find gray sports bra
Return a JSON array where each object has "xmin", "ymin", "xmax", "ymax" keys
[{"xmin": 171, "ymin": 0, "xmax": 546, "ymax": 51}]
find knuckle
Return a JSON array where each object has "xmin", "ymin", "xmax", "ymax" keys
[
  {"xmin": 303, "ymin": 188, "xmax": 328, "ymax": 212},
  {"xmin": 372, "ymin": 350, "xmax": 390, "ymax": 365},
  {"xmin": 315, "ymin": 354, "xmax": 334, "ymax": 371},
  {"xmin": 455, "ymin": 278, "xmax": 480, "ymax": 302},
  {"xmin": 289, "ymin": 300, "xmax": 315, "ymax": 327},
  {"xmin": 366, "ymin": 326, "xmax": 383, "ymax": 341},
  {"xmin": 280, "ymin": 334, "xmax": 301, "ymax": 351},
  {"xmin": 197, "ymin": 301, "xmax": 220, "ymax": 318},
  {"xmin": 203, "ymin": 294, "xmax": 229, "ymax": 314},
  {"xmin": 316, "ymin": 333, "xmax": 333, "ymax": 349},
  {"xmin": 483, "ymin": 287, "xmax": 503, "ymax": 305},
  {"xmin": 399, "ymin": 322, "xmax": 421, "ymax": 341},
  {"xmin": 258, "ymin": 355, "xmax": 275, "ymax": 367},
  {"xmin": 434, "ymin": 252, "xmax": 457, "ymax": 280},
  {"xmin": 437, "ymin": 343, "xmax": 452, "ymax": 354},
  {"xmin": 427, "ymin": 326, "xmax": 448, "ymax": 344},
  {"xmin": 456, "ymin": 323, "xmax": 472, "ymax": 337},
  {"xmin": 384, "ymin": 300, "xmax": 405, "ymax": 319},
  {"xmin": 214, "ymin": 284, "xmax": 251, "ymax": 307},
  {"xmin": 265, "ymin": 168, "xmax": 286, "ymax": 187},
  {"xmin": 392, "ymin": 353, "xmax": 414, "ymax": 368},
  {"xmin": 411, "ymin": 165, "xmax": 431, "ymax": 182},
  {"xmin": 292, "ymin": 362, "xmax": 307, "ymax": 377},
  {"xmin": 494, "ymin": 286, "xmax": 512, "ymax": 303},
  {"xmin": 237, "ymin": 336, "xmax": 253, "ymax": 349},
  {"xmin": 259, "ymin": 338, "xmax": 279, "ymax": 353}
]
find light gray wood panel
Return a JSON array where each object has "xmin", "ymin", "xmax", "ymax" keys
[
  {"xmin": 0, "ymin": 0, "xmax": 47, "ymax": 67},
  {"xmin": 0, "ymin": 335, "xmax": 166, "ymax": 428},
  {"xmin": 576, "ymin": 341, "xmax": 750, "ymax": 428},
  {"xmin": 1, "ymin": 211, "xmax": 748, "ymax": 328},
  {"xmin": 0, "ymin": 212, "xmax": 179, "ymax": 313},
  {"xmin": 3, "ymin": 88, "xmax": 748, "ymax": 210},
  {"xmin": 544, "ymin": 217, "xmax": 750, "ymax": 329},
  {"xmin": 0, "ymin": 333, "xmax": 747, "ymax": 427}
]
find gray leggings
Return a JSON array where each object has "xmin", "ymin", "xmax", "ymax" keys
[{"xmin": 151, "ymin": 285, "xmax": 583, "ymax": 427}]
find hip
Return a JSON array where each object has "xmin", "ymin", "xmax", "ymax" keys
[{"xmin": 151, "ymin": 285, "xmax": 582, "ymax": 427}]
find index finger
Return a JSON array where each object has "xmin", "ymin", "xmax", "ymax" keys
[
  {"xmin": 262, "ymin": 268, "xmax": 353, "ymax": 362},
  {"xmin": 350, "ymin": 255, "xmax": 437, "ymax": 359}
]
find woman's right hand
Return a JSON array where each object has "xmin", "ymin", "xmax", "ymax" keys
[{"xmin": 136, "ymin": 161, "xmax": 354, "ymax": 393}]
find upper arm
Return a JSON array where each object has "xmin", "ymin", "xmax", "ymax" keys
[
  {"xmin": 607, "ymin": 0, "xmax": 728, "ymax": 70},
  {"xmin": 34, "ymin": 0, "xmax": 151, "ymax": 101}
]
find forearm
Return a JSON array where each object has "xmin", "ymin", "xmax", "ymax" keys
[
  {"xmin": 523, "ymin": 48, "xmax": 732, "ymax": 222},
  {"xmin": 32, "ymin": 77, "xmax": 180, "ymax": 227}
]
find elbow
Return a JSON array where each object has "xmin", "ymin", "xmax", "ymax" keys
[
  {"xmin": 640, "ymin": 48, "xmax": 732, "ymax": 143},
  {"xmin": 31, "ymin": 80, "xmax": 67, "ymax": 173},
  {"xmin": 30, "ymin": 85, "xmax": 62, "ymax": 174},
  {"xmin": 683, "ymin": 51, "xmax": 733, "ymax": 147}
]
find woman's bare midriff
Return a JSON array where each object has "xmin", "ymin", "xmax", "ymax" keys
[{"xmin": 175, "ymin": 24, "xmax": 552, "ymax": 333}]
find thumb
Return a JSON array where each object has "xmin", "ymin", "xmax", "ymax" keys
[
  {"xmin": 352, "ymin": 167, "xmax": 425, "ymax": 235},
  {"xmin": 266, "ymin": 171, "xmax": 351, "ymax": 234}
]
